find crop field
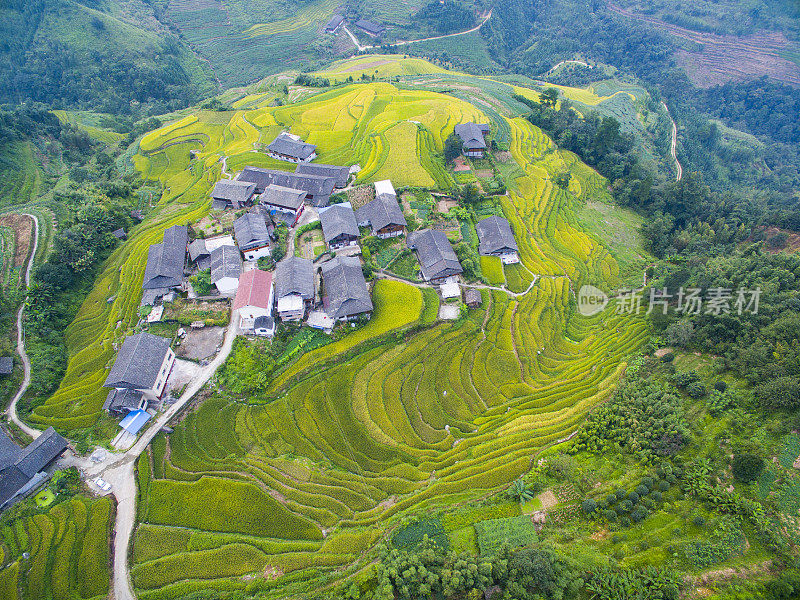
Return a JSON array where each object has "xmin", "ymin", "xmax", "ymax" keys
[
  {"xmin": 126, "ymin": 72, "xmax": 648, "ymax": 596},
  {"xmin": 0, "ymin": 141, "xmax": 42, "ymax": 207},
  {"xmin": 314, "ymin": 55, "xmax": 451, "ymax": 83},
  {"xmin": 51, "ymin": 111, "xmax": 126, "ymax": 144},
  {"xmin": 0, "ymin": 496, "xmax": 113, "ymax": 600}
]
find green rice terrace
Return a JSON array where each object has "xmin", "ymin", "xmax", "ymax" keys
[{"xmin": 10, "ymin": 59, "xmax": 647, "ymax": 597}]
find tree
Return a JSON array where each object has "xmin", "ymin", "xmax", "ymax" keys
[
  {"xmin": 539, "ymin": 87, "xmax": 559, "ymax": 108},
  {"xmin": 554, "ymin": 171, "xmax": 571, "ymax": 189},
  {"xmin": 508, "ymin": 478, "xmax": 534, "ymax": 502},
  {"xmin": 581, "ymin": 498, "xmax": 598, "ymax": 514},
  {"xmin": 459, "ymin": 184, "xmax": 481, "ymax": 207},
  {"xmin": 732, "ymin": 453, "xmax": 764, "ymax": 483},
  {"xmin": 191, "ymin": 269, "xmax": 213, "ymax": 296},
  {"xmin": 444, "ymin": 132, "xmax": 462, "ymax": 163}
]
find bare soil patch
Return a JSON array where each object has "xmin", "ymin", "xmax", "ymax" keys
[
  {"xmin": 346, "ymin": 184, "xmax": 375, "ymax": 210},
  {"xmin": 493, "ymin": 151, "xmax": 512, "ymax": 163},
  {"xmin": 453, "ymin": 156, "xmax": 471, "ymax": 172},
  {"xmin": 475, "ymin": 169, "xmax": 494, "ymax": 178},
  {"xmin": 175, "ymin": 326, "xmax": 225, "ymax": 360},
  {"xmin": 0, "ymin": 214, "xmax": 33, "ymax": 267},
  {"xmin": 609, "ymin": 3, "xmax": 800, "ymax": 87},
  {"xmin": 537, "ymin": 490, "xmax": 559, "ymax": 510},
  {"xmin": 437, "ymin": 198, "xmax": 458, "ymax": 213}
]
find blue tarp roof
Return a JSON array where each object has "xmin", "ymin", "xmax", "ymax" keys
[{"xmin": 119, "ymin": 410, "xmax": 151, "ymax": 435}]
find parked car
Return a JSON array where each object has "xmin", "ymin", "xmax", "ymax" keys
[{"xmin": 94, "ymin": 477, "xmax": 112, "ymax": 492}]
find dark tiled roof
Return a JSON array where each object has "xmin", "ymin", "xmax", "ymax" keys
[
  {"xmin": 465, "ymin": 289, "xmax": 482, "ymax": 305},
  {"xmin": 0, "ymin": 428, "xmax": 21, "ymax": 471},
  {"xmin": 0, "ymin": 357, "xmax": 12, "ymax": 375},
  {"xmin": 355, "ymin": 19, "xmax": 385, "ymax": 34},
  {"xmin": 112, "ymin": 228, "xmax": 127, "ymax": 239},
  {"xmin": 0, "ymin": 466, "xmax": 30, "ymax": 508},
  {"xmin": 295, "ymin": 163, "xmax": 349, "ymax": 187},
  {"xmin": 188, "ymin": 239, "xmax": 209, "ymax": 262},
  {"xmin": 454, "ymin": 123, "xmax": 488, "ymax": 150},
  {"xmin": 239, "ymin": 167, "xmax": 336, "ymax": 206},
  {"xmin": 15, "ymin": 427, "xmax": 67, "ymax": 479},
  {"xmin": 355, "ymin": 194, "xmax": 407, "ymax": 233},
  {"xmin": 211, "ymin": 180, "xmax": 257, "ymax": 208},
  {"xmin": 163, "ymin": 225, "xmax": 188, "ymax": 247},
  {"xmin": 406, "ymin": 229, "xmax": 463, "ymax": 281},
  {"xmin": 324, "ymin": 14, "xmax": 345, "ymax": 31},
  {"xmin": 261, "ymin": 184, "xmax": 307, "ymax": 211},
  {"xmin": 267, "ymin": 133, "xmax": 316, "ymax": 161},
  {"xmin": 142, "ymin": 226, "xmax": 188, "ymax": 290},
  {"xmin": 210, "ymin": 245, "xmax": 242, "ymax": 284},
  {"xmin": 275, "ymin": 256, "xmax": 315, "ymax": 300},
  {"xmin": 234, "ymin": 213, "xmax": 270, "ymax": 250},
  {"xmin": 475, "ymin": 216, "xmax": 518, "ymax": 255},
  {"xmin": 103, "ymin": 388, "xmax": 145, "ymax": 414},
  {"xmin": 322, "ymin": 256, "xmax": 372, "ymax": 319},
  {"xmin": 254, "ymin": 315, "xmax": 274, "ymax": 330},
  {"xmin": 320, "ymin": 204, "xmax": 359, "ymax": 244},
  {"xmin": 104, "ymin": 332, "xmax": 172, "ymax": 390}
]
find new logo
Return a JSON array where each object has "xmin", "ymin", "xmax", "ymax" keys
[{"xmin": 577, "ymin": 285, "xmax": 609, "ymax": 316}]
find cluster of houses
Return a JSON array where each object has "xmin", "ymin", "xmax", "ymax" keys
[
  {"xmin": 106, "ymin": 124, "xmax": 518, "ymax": 434},
  {"xmin": 324, "ymin": 15, "xmax": 386, "ymax": 37}
]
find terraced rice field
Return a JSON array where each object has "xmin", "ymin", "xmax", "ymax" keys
[
  {"xmin": 126, "ymin": 82, "xmax": 648, "ymax": 597},
  {"xmin": 314, "ymin": 55, "xmax": 451, "ymax": 82},
  {"xmin": 0, "ymin": 496, "xmax": 113, "ymax": 600}
]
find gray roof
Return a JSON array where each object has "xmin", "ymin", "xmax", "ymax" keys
[
  {"xmin": 254, "ymin": 315, "xmax": 274, "ymax": 330},
  {"xmin": 454, "ymin": 123, "xmax": 488, "ymax": 150},
  {"xmin": 142, "ymin": 226, "xmax": 187, "ymax": 290},
  {"xmin": 163, "ymin": 225, "xmax": 188, "ymax": 247},
  {"xmin": 211, "ymin": 180, "xmax": 257, "ymax": 208},
  {"xmin": 465, "ymin": 289, "xmax": 482, "ymax": 305},
  {"xmin": 103, "ymin": 388, "xmax": 145, "ymax": 414},
  {"xmin": 188, "ymin": 239, "xmax": 209, "ymax": 262},
  {"xmin": 355, "ymin": 19, "xmax": 385, "ymax": 34},
  {"xmin": 210, "ymin": 245, "xmax": 242, "ymax": 283},
  {"xmin": 234, "ymin": 213, "xmax": 270, "ymax": 250},
  {"xmin": 475, "ymin": 216, "xmax": 518, "ymax": 255},
  {"xmin": 268, "ymin": 133, "xmax": 316, "ymax": 161},
  {"xmin": 320, "ymin": 204, "xmax": 359, "ymax": 244},
  {"xmin": 295, "ymin": 163, "xmax": 349, "ymax": 187},
  {"xmin": 407, "ymin": 229, "xmax": 463, "ymax": 281},
  {"xmin": 104, "ymin": 332, "xmax": 172, "ymax": 390},
  {"xmin": 0, "ymin": 428, "xmax": 21, "ymax": 471},
  {"xmin": 15, "ymin": 427, "xmax": 67, "ymax": 479},
  {"xmin": 0, "ymin": 427, "xmax": 67, "ymax": 508},
  {"xmin": 355, "ymin": 194, "xmax": 407, "ymax": 233},
  {"xmin": 261, "ymin": 184, "xmax": 306, "ymax": 211},
  {"xmin": 275, "ymin": 256, "xmax": 315, "ymax": 300},
  {"xmin": 324, "ymin": 14, "xmax": 344, "ymax": 31},
  {"xmin": 322, "ymin": 256, "xmax": 373, "ymax": 319},
  {"xmin": 239, "ymin": 167, "xmax": 337, "ymax": 207},
  {"xmin": 0, "ymin": 357, "xmax": 12, "ymax": 375},
  {"xmin": 112, "ymin": 228, "xmax": 127, "ymax": 239}
]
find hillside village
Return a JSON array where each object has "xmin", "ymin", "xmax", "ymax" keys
[{"xmin": 100, "ymin": 123, "xmax": 520, "ymax": 448}]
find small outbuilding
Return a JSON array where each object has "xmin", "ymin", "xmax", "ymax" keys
[
  {"xmin": 355, "ymin": 19, "xmax": 386, "ymax": 36},
  {"xmin": 0, "ymin": 357, "xmax": 13, "ymax": 376},
  {"xmin": 324, "ymin": 14, "xmax": 345, "ymax": 34},
  {"xmin": 465, "ymin": 288, "xmax": 482, "ymax": 308}
]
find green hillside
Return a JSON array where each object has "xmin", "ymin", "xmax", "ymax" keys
[{"xmin": 0, "ymin": 0, "xmax": 217, "ymax": 115}]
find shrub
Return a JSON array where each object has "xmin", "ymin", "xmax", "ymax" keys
[
  {"xmin": 581, "ymin": 499, "xmax": 598, "ymax": 514},
  {"xmin": 630, "ymin": 506, "xmax": 648, "ymax": 523},
  {"xmin": 693, "ymin": 516, "xmax": 706, "ymax": 527},
  {"xmin": 615, "ymin": 489, "xmax": 627, "ymax": 501},
  {"xmin": 732, "ymin": 453, "xmax": 764, "ymax": 483},
  {"xmin": 660, "ymin": 352, "xmax": 675, "ymax": 363},
  {"xmin": 604, "ymin": 509, "xmax": 617, "ymax": 522},
  {"xmin": 640, "ymin": 477, "xmax": 654, "ymax": 489},
  {"xmin": 686, "ymin": 381, "xmax": 707, "ymax": 398},
  {"xmin": 651, "ymin": 491, "xmax": 662, "ymax": 503},
  {"xmin": 635, "ymin": 484, "xmax": 649, "ymax": 496},
  {"xmin": 620, "ymin": 516, "xmax": 632, "ymax": 527},
  {"xmin": 714, "ymin": 381, "xmax": 728, "ymax": 392},
  {"xmin": 673, "ymin": 370, "xmax": 700, "ymax": 387},
  {"xmin": 628, "ymin": 492, "xmax": 639, "ymax": 504}
]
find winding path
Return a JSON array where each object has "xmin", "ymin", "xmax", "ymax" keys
[
  {"xmin": 662, "ymin": 101, "xmax": 683, "ymax": 181},
  {"xmin": 5, "ymin": 213, "xmax": 42, "ymax": 440},
  {"xmin": 72, "ymin": 312, "xmax": 241, "ymax": 600},
  {"xmin": 345, "ymin": 10, "xmax": 492, "ymax": 52}
]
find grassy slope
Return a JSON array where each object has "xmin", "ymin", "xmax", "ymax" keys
[{"xmin": 110, "ymin": 64, "xmax": 649, "ymax": 598}]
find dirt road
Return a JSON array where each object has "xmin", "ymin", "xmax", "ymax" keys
[
  {"xmin": 346, "ymin": 10, "xmax": 492, "ymax": 52},
  {"xmin": 662, "ymin": 101, "xmax": 683, "ymax": 181},
  {"xmin": 6, "ymin": 213, "xmax": 41, "ymax": 440}
]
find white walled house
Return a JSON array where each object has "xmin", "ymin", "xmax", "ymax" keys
[
  {"xmin": 234, "ymin": 212, "xmax": 272, "ymax": 261},
  {"xmin": 233, "ymin": 269, "xmax": 274, "ymax": 335},
  {"xmin": 210, "ymin": 245, "xmax": 242, "ymax": 296}
]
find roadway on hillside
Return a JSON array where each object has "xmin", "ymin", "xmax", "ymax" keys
[
  {"xmin": 344, "ymin": 10, "xmax": 492, "ymax": 52},
  {"xmin": 65, "ymin": 311, "xmax": 241, "ymax": 600},
  {"xmin": 6, "ymin": 213, "xmax": 42, "ymax": 440},
  {"xmin": 662, "ymin": 102, "xmax": 683, "ymax": 181}
]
